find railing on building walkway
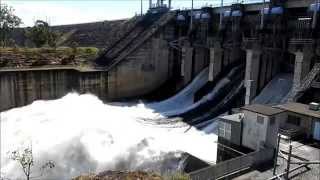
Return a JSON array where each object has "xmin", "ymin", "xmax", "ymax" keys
[
  {"xmin": 287, "ymin": 63, "xmax": 320, "ymax": 102},
  {"xmin": 188, "ymin": 148, "xmax": 274, "ymax": 180}
]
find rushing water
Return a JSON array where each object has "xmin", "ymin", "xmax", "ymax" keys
[{"xmin": 0, "ymin": 93, "xmax": 217, "ymax": 179}]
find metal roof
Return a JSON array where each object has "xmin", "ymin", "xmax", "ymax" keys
[
  {"xmin": 276, "ymin": 102, "xmax": 320, "ymax": 119},
  {"xmin": 241, "ymin": 104, "xmax": 285, "ymax": 116}
]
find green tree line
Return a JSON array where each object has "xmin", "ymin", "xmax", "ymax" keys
[{"xmin": 1, "ymin": 3, "xmax": 60, "ymax": 48}]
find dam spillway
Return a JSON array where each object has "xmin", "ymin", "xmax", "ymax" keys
[
  {"xmin": 1, "ymin": 0, "xmax": 320, "ymax": 179},
  {"xmin": 2, "ymin": 0, "xmax": 320, "ymax": 112},
  {"xmin": 1, "ymin": 0, "xmax": 320, "ymax": 112}
]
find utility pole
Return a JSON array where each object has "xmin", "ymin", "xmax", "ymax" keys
[
  {"xmin": 168, "ymin": 0, "xmax": 172, "ymax": 9},
  {"xmin": 141, "ymin": 0, "xmax": 143, "ymax": 15},
  {"xmin": 149, "ymin": 0, "xmax": 152, "ymax": 9},
  {"xmin": 312, "ymin": 0, "xmax": 319, "ymax": 29},
  {"xmin": 260, "ymin": 0, "xmax": 266, "ymax": 29},
  {"xmin": 190, "ymin": 0, "xmax": 194, "ymax": 32},
  {"xmin": 219, "ymin": 0, "xmax": 223, "ymax": 29}
]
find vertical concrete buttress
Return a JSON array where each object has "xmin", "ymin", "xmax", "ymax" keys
[
  {"xmin": 209, "ymin": 47, "xmax": 223, "ymax": 81},
  {"xmin": 245, "ymin": 49, "xmax": 261, "ymax": 105},
  {"xmin": 293, "ymin": 48, "xmax": 312, "ymax": 89},
  {"xmin": 181, "ymin": 47, "xmax": 194, "ymax": 85},
  {"xmin": 266, "ymin": 53, "xmax": 274, "ymax": 83},
  {"xmin": 230, "ymin": 48, "xmax": 241, "ymax": 65},
  {"xmin": 193, "ymin": 48, "xmax": 208, "ymax": 76},
  {"xmin": 271, "ymin": 52, "xmax": 279, "ymax": 77},
  {"xmin": 259, "ymin": 54, "xmax": 268, "ymax": 91},
  {"xmin": 157, "ymin": 38, "xmax": 169, "ymax": 83}
]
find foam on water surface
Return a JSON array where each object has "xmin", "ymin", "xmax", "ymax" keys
[{"xmin": 0, "ymin": 93, "xmax": 217, "ymax": 179}]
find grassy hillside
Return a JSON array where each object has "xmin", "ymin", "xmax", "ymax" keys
[
  {"xmin": 9, "ymin": 16, "xmax": 140, "ymax": 49},
  {"xmin": 2, "ymin": 16, "xmax": 143, "ymax": 69}
]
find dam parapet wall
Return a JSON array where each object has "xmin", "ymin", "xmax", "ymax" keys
[{"xmin": 0, "ymin": 38, "xmax": 169, "ymax": 112}]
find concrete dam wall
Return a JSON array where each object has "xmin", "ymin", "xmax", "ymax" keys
[
  {"xmin": 0, "ymin": 69, "xmax": 107, "ymax": 111},
  {"xmin": 0, "ymin": 38, "xmax": 170, "ymax": 112},
  {"xmin": 2, "ymin": 0, "xmax": 320, "ymax": 112}
]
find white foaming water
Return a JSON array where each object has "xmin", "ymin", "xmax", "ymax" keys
[
  {"xmin": 0, "ymin": 93, "xmax": 217, "ymax": 179},
  {"xmin": 147, "ymin": 67, "xmax": 209, "ymax": 113}
]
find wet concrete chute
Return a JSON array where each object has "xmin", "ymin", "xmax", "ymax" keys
[{"xmin": 1, "ymin": 0, "xmax": 320, "ymax": 179}]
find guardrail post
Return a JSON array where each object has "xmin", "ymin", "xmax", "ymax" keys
[
  {"xmin": 285, "ymin": 144, "xmax": 293, "ymax": 179},
  {"xmin": 273, "ymin": 134, "xmax": 280, "ymax": 175}
]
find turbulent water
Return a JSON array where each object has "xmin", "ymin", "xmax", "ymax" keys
[
  {"xmin": 252, "ymin": 73, "xmax": 293, "ymax": 105},
  {"xmin": 0, "ymin": 93, "xmax": 218, "ymax": 179},
  {"xmin": 147, "ymin": 67, "xmax": 209, "ymax": 113}
]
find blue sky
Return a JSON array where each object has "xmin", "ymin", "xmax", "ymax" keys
[{"xmin": 3, "ymin": 0, "xmax": 263, "ymax": 26}]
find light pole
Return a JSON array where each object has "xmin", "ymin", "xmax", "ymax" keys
[
  {"xmin": 141, "ymin": 0, "xmax": 143, "ymax": 15},
  {"xmin": 312, "ymin": 0, "xmax": 319, "ymax": 29},
  {"xmin": 190, "ymin": 0, "xmax": 194, "ymax": 32},
  {"xmin": 260, "ymin": 0, "xmax": 266, "ymax": 29},
  {"xmin": 219, "ymin": 0, "xmax": 223, "ymax": 29}
]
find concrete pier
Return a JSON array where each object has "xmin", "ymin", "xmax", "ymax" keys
[
  {"xmin": 293, "ymin": 47, "xmax": 312, "ymax": 89},
  {"xmin": 258, "ymin": 54, "xmax": 268, "ymax": 91},
  {"xmin": 230, "ymin": 47, "xmax": 242, "ymax": 65},
  {"xmin": 245, "ymin": 48, "xmax": 261, "ymax": 105},
  {"xmin": 193, "ymin": 48, "xmax": 208, "ymax": 76},
  {"xmin": 181, "ymin": 47, "xmax": 194, "ymax": 85},
  {"xmin": 209, "ymin": 45, "xmax": 223, "ymax": 81}
]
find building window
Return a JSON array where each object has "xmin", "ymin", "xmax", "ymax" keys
[
  {"xmin": 287, "ymin": 115, "xmax": 301, "ymax": 126},
  {"xmin": 257, "ymin": 116, "xmax": 264, "ymax": 125},
  {"xmin": 219, "ymin": 121, "xmax": 231, "ymax": 140}
]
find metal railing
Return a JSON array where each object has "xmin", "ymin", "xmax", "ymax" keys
[
  {"xmin": 189, "ymin": 148, "xmax": 274, "ymax": 180},
  {"xmin": 104, "ymin": 11, "xmax": 176, "ymax": 71},
  {"xmin": 289, "ymin": 38, "xmax": 314, "ymax": 45},
  {"xmin": 172, "ymin": 0, "xmax": 269, "ymax": 11},
  {"xmin": 311, "ymin": 81, "xmax": 320, "ymax": 88},
  {"xmin": 288, "ymin": 63, "xmax": 320, "ymax": 102}
]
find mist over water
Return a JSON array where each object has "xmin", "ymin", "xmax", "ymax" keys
[{"xmin": 0, "ymin": 93, "xmax": 217, "ymax": 179}]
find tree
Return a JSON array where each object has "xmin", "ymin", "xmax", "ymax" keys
[
  {"xmin": 9, "ymin": 147, "xmax": 55, "ymax": 180},
  {"xmin": 47, "ymin": 30, "xmax": 59, "ymax": 48},
  {"xmin": 0, "ymin": 3, "xmax": 22, "ymax": 47},
  {"xmin": 25, "ymin": 20, "xmax": 60, "ymax": 48}
]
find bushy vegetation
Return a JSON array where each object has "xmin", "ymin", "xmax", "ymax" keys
[
  {"xmin": 0, "ymin": 47, "xmax": 99, "ymax": 68},
  {"xmin": 25, "ymin": 20, "xmax": 60, "ymax": 48},
  {"xmin": 8, "ymin": 147, "xmax": 55, "ymax": 180},
  {"xmin": 0, "ymin": 3, "xmax": 22, "ymax": 47}
]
